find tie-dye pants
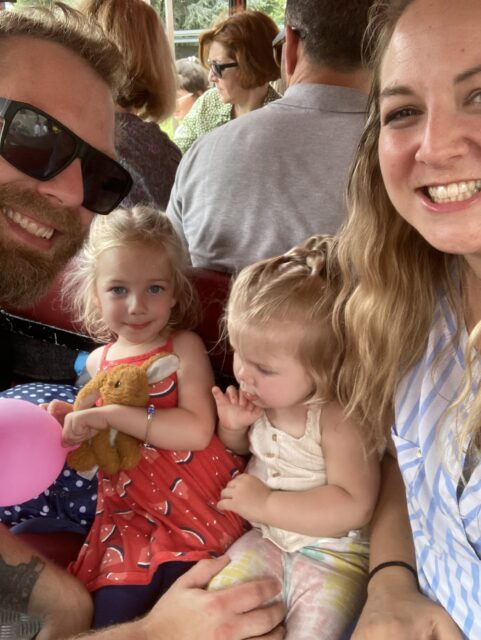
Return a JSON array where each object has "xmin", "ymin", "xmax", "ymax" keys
[{"xmin": 209, "ymin": 528, "xmax": 369, "ymax": 640}]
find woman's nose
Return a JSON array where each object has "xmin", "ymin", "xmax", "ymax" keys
[{"xmin": 415, "ymin": 109, "xmax": 469, "ymax": 167}]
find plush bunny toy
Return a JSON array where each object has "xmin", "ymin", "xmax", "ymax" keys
[{"xmin": 67, "ymin": 353, "xmax": 179, "ymax": 475}]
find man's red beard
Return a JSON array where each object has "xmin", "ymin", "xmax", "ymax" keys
[{"xmin": 0, "ymin": 183, "xmax": 88, "ymax": 308}]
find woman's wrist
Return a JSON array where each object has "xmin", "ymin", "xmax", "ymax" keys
[{"xmin": 368, "ymin": 560, "xmax": 419, "ymax": 592}]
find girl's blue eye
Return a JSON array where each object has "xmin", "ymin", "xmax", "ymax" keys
[
  {"xmin": 148, "ymin": 285, "xmax": 164, "ymax": 294},
  {"xmin": 110, "ymin": 286, "xmax": 127, "ymax": 296}
]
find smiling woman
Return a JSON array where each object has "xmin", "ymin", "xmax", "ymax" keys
[
  {"xmin": 173, "ymin": 9, "xmax": 281, "ymax": 153},
  {"xmin": 333, "ymin": 0, "xmax": 481, "ymax": 638}
]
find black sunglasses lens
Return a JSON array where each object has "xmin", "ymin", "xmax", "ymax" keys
[
  {"xmin": 211, "ymin": 63, "xmax": 222, "ymax": 78},
  {"xmin": 1, "ymin": 102, "xmax": 131, "ymax": 214},
  {"xmin": 82, "ymin": 149, "xmax": 132, "ymax": 215},
  {"xmin": 3, "ymin": 107, "xmax": 76, "ymax": 179}
]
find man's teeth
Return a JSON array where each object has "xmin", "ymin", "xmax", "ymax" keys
[
  {"xmin": 428, "ymin": 180, "xmax": 481, "ymax": 203},
  {"xmin": 2, "ymin": 207, "xmax": 54, "ymax": 240}
]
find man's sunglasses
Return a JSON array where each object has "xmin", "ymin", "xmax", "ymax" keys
[
  {"xmin": 0, "ymin": 98, "xmax": 132, "ymax": 215},
  {"xmin": 208, "ymin": 61, "xmax": 238, "ymax": 79}
]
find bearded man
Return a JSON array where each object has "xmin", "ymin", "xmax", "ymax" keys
[{"xmin": 0, "ymin": 5, "xmax": 284, "ymax": 639}]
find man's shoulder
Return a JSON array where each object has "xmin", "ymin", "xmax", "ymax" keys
[{"xmin": 180, "ymin": 82, "xmax": 366, "ymax": 166}]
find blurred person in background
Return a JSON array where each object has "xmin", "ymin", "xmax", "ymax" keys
[
  {"xmin": 82, "ymin": 0, "xmax": 181, "ymax": 210},
  {"xmin": 174, "ymin": 10, "xmax": 280, "ymax": 154},
  {"xmin": 168, "ymin": 0, "xmax": 373, "ymax": 273},
  {"xmin": 174, "ymin": 57, "xmax": 209, "ymax": 127}
]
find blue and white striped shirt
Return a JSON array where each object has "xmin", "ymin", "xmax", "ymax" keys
[{"xmin": 393, "ymin": 293, "xmax": 481, "ymax": 639}]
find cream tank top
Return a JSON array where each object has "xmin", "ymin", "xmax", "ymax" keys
[{"xmin": 246, "ymin": 407, "xmax": 367, "ymax": 552}]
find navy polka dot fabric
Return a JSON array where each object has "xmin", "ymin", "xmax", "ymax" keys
[
  {"xmin": 0, "ymin": 382, "xmax": 78, "ymax": 404},
  {"xmin": 0, "ymin": 383, "xmax": 97, "ymax": 535}
]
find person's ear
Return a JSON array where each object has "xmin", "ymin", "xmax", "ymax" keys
[{"xmin": 284, "ymin": 24, "xmax": 300, "ymax": 77}]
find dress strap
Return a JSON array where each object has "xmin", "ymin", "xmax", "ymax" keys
[
  {"xmin": 98, "ymin": 344, "xmax": 113, "ymax": 371},
  {"xmin": 163, "ymin": 332, "xmax": 176, "ymax": 353}
]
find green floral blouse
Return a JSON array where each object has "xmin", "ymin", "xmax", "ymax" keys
[{"xmin": 173, "ymin": 84, "xmax": 280, "ymax": 154}]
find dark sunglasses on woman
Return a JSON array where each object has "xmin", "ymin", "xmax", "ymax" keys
[
  {"xmin": 0, "ymin": 98, "xmax": 132, "ymax": 215},
  {"xmin": 208, "ymin": 61, "xmax": 238, "ymax": 79}
]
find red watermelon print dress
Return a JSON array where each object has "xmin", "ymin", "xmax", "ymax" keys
[{"xmin": 70, "ymin": 338, "xmax": 247, "ymax": 591}]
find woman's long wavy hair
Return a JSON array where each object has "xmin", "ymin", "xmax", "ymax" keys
[
  {"xmin": 63, "ymin": 207, "xmax": 199, "ymax": 343},
  {"xmin": 333, "ymin": 0, "xmax": 474, "ymax": 452}
]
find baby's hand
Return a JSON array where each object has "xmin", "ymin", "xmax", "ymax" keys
[
  {"xmin": 62, "ymin": 407, "xmax": 109, "ymax": 447},
  {"xmin": 40, "ymin": 399, "xmax": 74, "ymax": 427},
  {"xmin": 218, "ymin": 473, "xmax": 271, "ymax": 522},
  {"xmin": 212, "ymin": 385, "xmax": 262, "ymax": 432}
]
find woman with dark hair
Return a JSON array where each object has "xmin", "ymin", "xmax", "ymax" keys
[
  {"xmin": 174, "ymin": 10, "xmax": 281, "ymax": 154},
  {"xmin": 82, "ymin": 0, "xmax": 181, "ymax": 210}
]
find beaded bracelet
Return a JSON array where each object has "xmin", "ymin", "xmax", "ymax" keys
[
  {"xmin": 368, "ymin": 561, "xmax": 419, "ymax": 587},
  {"xmin": 144, "ymin": 404, "xmax": 156, "ymax": 445}
]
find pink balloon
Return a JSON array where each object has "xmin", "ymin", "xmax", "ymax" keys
[{"xmin": 0, "ymin": 398, "xmax": 71, "ymax": 506}]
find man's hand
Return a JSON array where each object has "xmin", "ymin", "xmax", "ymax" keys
[
  {"xmin": 352, "ymin": 579, "xmax": 462, "ymax": 640},
  {"xmin": 143, "ymin": 556, "xmax": 286, "ymax": 640},
  {"xmin": 218, "ymin": 474, "xmax": 271, "ymax": 522}
]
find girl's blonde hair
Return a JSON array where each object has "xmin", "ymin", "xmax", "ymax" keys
[
  {"xmin": 334, "ymin": 0, "xmax": 468, "ymax": 451},
  {"xmin": 63, "ymin": 206, "xmax": 199, "ymax": 342},
  {"xmin": 80, "ymin": 0, "xmax": 176, "ymax": 122},
  {"xmin": 226, "ymin": 235, "xmax": 341, "ymax": 405}
]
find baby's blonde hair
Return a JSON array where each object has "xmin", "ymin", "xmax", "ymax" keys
[
  {"xmin": 63, "ymin": 206, "xmax": 199, "ymax": 342},
  {"xmin": 225, "ymin": 235, "xmax": 341, "ymax": 405}
]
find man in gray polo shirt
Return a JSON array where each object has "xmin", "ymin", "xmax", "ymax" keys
[{"xmin": 167, "ymin": 0, "xmax": 374, "ymax": 273}]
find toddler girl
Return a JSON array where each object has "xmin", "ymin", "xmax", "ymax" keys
[
  {"xmin": 210, "ymin": 236, "xmax": 380, "ymax": 639},
  {"xmin": 56, "ymin": 206, "xmax": 246, "ymax": 627}
]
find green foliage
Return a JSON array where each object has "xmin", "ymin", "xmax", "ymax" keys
[
  {"xmin": 14, "ymin": 0, "xmax": 74, "ymax": 5},
  {"xmin": 13, "ymin": 0, "xmax": 75, "ymax": 6},
  {"xmin": 154, "ymin": 0, "xmax": 283, "ymax": 30},
  {"xmin": 12, "ymin": 0, "xmax": 284, "ymax": 32},
  {"xmin": 249, "ymin": 0, "xmax": 284, "ymax": 24}
]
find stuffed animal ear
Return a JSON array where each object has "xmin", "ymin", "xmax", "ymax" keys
[
  {"xmin": 74, "ymin": 372, "xmax": 106, "ymax": 410},
  {"xmin": 143, "ymin": 353, "xmax": 180, "ymax": 384}
]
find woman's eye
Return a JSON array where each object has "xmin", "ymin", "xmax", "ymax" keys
[{"xmin": 383, "ymin": 106, "xmax": 419, "ymax": 125}]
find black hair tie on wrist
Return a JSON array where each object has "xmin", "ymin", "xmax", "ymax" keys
[{"xmin": 368, "ymin": 561, "xmax": 419, "ymax": 587}]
